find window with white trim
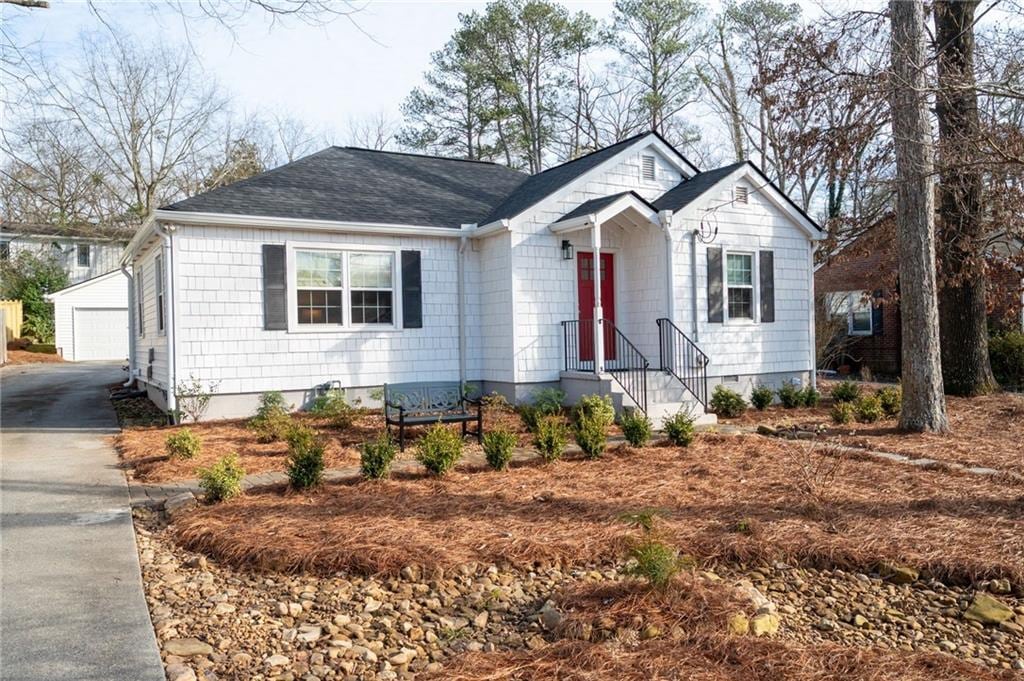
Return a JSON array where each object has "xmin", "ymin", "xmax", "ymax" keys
[
  {"xmin": 77, "ymin": 244, "xmax": 90, "ymax": 267},
  {"xmin": 725, "ymin": 252, "xmax": 754, "ymax": 320},
  {"xmin": 294, "ymin": 249, "xmax": 395, "ymax": 327},
  {"xmin": 827, "ymin": 291, "xmax": 872, "ymax": 336},
  {"xmin": 641, "ymin": 154, "xmax": 656, "ymax": 182},
  {"xmin": 136, "ymin": 265, "xmax": 145, "ymax": 337},
  {"xmin": 155, "ymin": 255, "xmax": 165, "ymax": 334}
]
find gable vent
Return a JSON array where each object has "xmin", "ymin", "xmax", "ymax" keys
[
  {"xmin": 734, "ymin": 186, "xmax": 749, "ymax": 204},
  {"xmin": 641, "ymin": 155, "xmax": 656, "ymax": 181}
]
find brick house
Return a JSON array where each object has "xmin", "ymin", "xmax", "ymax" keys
[
  {"xmin": 815, "ymin": 222, "xmax": 1023, "ymax": 377},
  {"xmin": 122, "ymin": 132, "xmax": 824, "ymax": 423}
]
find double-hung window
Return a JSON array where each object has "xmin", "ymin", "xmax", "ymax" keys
[
  {"xmin": 155, "ymin": 255, "xmax": 165, "ymax": 334},
  {"xmin": 294, "ymin": 249, "xmax": 395, "ymax": 328},
  {"xmin": 828, "ymin": 291, "xmax": 872, "ymax": 335},
  {"xmin": 725, "ymin": 252, "xmax": 754, "ymax": 320},
  {"xmin": 136, "ymin": 265, "xmax": 145, "ymax": 337},
  {"xmin": 77, "ymin": 244, "xmax": 90, "ymax": 267}
]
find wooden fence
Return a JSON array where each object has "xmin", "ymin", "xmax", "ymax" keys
[{"xmin": 0, "ymin": 300, "xmax": 21, "ymax": 340}]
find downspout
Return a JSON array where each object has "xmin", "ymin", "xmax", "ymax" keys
[
  {"xmin": 155, "ymin": 222, "xmax": 178, "ymax": 420},
  {"xmin": 809, "ymin": 242, "xmax": 818, "ymax": 390},
  {"xmin": 121, "ymin": 264, "xmax": 136, "ymax": 387},
  {"xmin": 689, "ymin": 229, "xmax": 700, "ymax": 341},
  {"xmin": 658, "ymin": 210, "xmax": 675, "ymax": 323},
  {"xmin": 457, "ymin": 225, "xmax": 473, "ymax": 388}
]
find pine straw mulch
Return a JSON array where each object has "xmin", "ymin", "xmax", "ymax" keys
[
  {"xmin": 430, "ymin": 577, "xmax": 1012, "ymax": 681},
  {"xmin": 115, "ymin": 407, "xmax": 533, "ymax": 483},
  {"xmin": 172, "ymin": 434, "xmax": 1024, "ymax": 585},
  {"xmin": 3, "ymin": 349, "xmax": 66, "ymax": 365}
]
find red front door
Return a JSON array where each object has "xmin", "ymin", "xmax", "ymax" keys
[{"xmin": 577, "ymin": 252, "xmax": 615, "ymax": 362}]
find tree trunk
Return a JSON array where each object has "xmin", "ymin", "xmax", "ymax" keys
[
  {"xmin": 888, "ymin": 0, "xmax": 949, "ymax": 433},
  {"xmin": 934, "ymin": 0, "xmax": 998, "ymax": 396}
]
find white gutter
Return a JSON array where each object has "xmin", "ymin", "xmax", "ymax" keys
[
  {"xmin": 809, "ymin": 242, "xmax": 818, "ymax": 390},
  {"xmin": 689, "ymin": 229, "xmax": 700, "ymax": 341},
  {"xmin": 121, "ymin": 264, "xmax": 136, "ymax": 387},
  {"xmin": 658, "ymin": 210, "xmax": 675, "ymax": 322},
  {"xmin": 548, "ymin": 215, "xmax": 596, "ymax": 234},
  {"xmin": 467, "ymin": 218, "xmax": 511, "ymax": 238},
  {"xmin": 457, "ymin": 225, "xmax": 474, "ymax": 387},
  {"xmin": 152, "ymin": 209, "xmax": 466, "ymax": 239},
  {"xmin": 155, "ymin": 223, "xmax": 178, "ymax": 420},
  {"xmin": 121, "ymin": 214, "xmax": 156, "ymax": 266}
]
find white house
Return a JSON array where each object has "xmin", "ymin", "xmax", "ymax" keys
[
  {"xmin": 1, "ymin": 222, "xmax": 130, "ymax": 284},
  {"xmin": 121, "ymin": 132, "xmax": 824, "ymax": 423},
  {"xmin": 46, "ymin": 270, "xmax": 130, "ymax": 361}
]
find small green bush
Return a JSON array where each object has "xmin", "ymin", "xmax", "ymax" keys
[
  {"xmin": 517, "ymin": 404, "xmax": 542, "ymax": 433},
  {"xmin": 531, "ymin": 387, "xmax": 566, "ymax": 414},
  {"xmin": 255, "ymin": 391, "xmax": 289, "ymax": 418},
  {"xmin": 710, "ymin": 385, "xmax": 746, "ymax": 418},
  {"xmin": 750, "ymin": 385, "xmax": 774, "ymax": 410},
  {"xmin": 416, "ymin": 423, "xmax": 463, "ymax": 476},
  {"xmin": 483, "ymin": 428, "xmax": 517, "ymax": 471},
  {"xmin": 832, "ymin": 380, "xmax": 861, "ymax": 403},
  {"xmin": 831, "ymin": 401, "xmax": 855, "ymax": 425},
  {"xmin": 776, "ymin": 383, "xmax": 802, "ymax": 409},
  {"xmin": 990, "ymin": 332, "xmax": 1024, "ymax": 388},
  {"xmin": 533, "ymin": 415, "xmax": 568, "ymax": 463},
  {"xmin": 165, "ymin": 428, "xmax": 201, "ymax": 460},
  {"xmin": 360, "ymin": 433, "xmax": 398, "ymax": 480},
  {"xmin": 877, "ymin": 386, "xmax": 902, "ymax": 418},
  {"xmin": 663, "ymin": 410, "xmax": 695, "ymax": 447},
  {"xmin": 624, "ymin": 538, "xmax": 683, "ymax": 589},
  {"xmin": 197, "ymin": 454, "xmax": 245, "ymax": 502},
  {"xmin": 310, "ymin": 388, "xmax": 356, "ymax": 428},
  {"xmin": 573, "ymin": 395, "xmax": 615, "ymax": 459},
  {"xmin": 800, "ymin": 386, "xmax": 821, "ymax": 407},
  {"xmin": 285, "ymin": 424, "xmax": 326, "ymax": 490},
  {"xmin": 854, "ymin": 394, "xmax": 884, "ymax": 423},
  {"xmin": 249, "ymin": 409, "xmax": 292, "ymax": 443},
  {"xmin": 620, "ymin": 410, "xmax": 653, "ymax": 447}
]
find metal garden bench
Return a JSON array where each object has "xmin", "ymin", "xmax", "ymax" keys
[{"xmin": 383, "ymin": 381, "xmax": 482, "ymax": 450}]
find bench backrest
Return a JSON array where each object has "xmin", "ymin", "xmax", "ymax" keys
[{"xmin": 384, "ymin": 382, "xmax": 466, "ymax": 418}]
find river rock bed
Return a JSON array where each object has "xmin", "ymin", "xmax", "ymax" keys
[{"xmin": 135, "ymin": 508, "xmax": 1024, "ymax": 680}]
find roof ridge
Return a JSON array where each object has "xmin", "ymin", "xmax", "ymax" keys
[
  {"xmin": 526, "ymin": 131, "xmax": 651, "ymax": 178},
  {"xmin": 334, "ymin": 146, "xmax": 524, "ymax": 170}
]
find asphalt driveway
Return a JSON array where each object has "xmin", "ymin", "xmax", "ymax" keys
[{"xmin": 1, "ymin": 362, "xmax": 164, "ymax": 681}]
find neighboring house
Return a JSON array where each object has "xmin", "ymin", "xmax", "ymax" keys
[
  {"xmin": 816, "ymin": 224, "xmax": 1023, "ymax": 377},
  {"xmin": 1, "ymin": 222, "xmax": 135, "ymax": 360},
  {"xmin": 0, "ymin": 222, "xmax": 131, "ymax": 284},
  {"xmin": 122, "ymin": 131, "xmax": 824, "ymax": 423}
]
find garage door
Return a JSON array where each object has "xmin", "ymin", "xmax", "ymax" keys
[{"xmin": 73, "ymin": 307, "xmax": 129, "ymax": 361}]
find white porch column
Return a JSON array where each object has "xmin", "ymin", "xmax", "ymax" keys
[{"xmin": 593, "ymin": 219, "xmax": 604, "ymax": 374}]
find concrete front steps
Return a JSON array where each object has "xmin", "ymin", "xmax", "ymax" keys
[{"xmin": 560, "ymin": 369, "xmax": 717, "ymax": 428}]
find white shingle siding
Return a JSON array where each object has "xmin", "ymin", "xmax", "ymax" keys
[
  {"xmin": 132, "ymin": 241, "xmax": 170, "ymax": 390},
  {"xmin": 171, "ymin": 226, "xmax": 465, "ymax": 396},
  {"xmin": 4, "ymin": 236, "xmax": 124, "ymax": 284}
]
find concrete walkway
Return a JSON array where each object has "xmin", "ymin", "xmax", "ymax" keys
[{"xmin": 1, "ymin": 362, "xmax": 164, "ymax": 681}]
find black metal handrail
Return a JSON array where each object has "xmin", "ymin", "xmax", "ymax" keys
[
  {"xmin": 656, "ymin": 317, "xmax": 709, "ymax": 408},
  {"xmin": 561, "ymin": 318, "xmax": 649, "ymax": 413},
  {"xmin": 603, "ymin": 319, "xmax": 649, "ymax": 414}
]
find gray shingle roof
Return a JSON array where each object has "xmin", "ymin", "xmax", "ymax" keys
[
  {"xmin": 0, "ymin": 221, "xmax": 135, "ymax": 241},
  {"xmin": 162, "ymin": 147, "xmax": 529, "ymax": 229},
  {"xmin": 554, "ymin": 191, "xmax": 656, "ymax": 224},
  {"xmin": 652, "ymin": 162, "xmax": 747, "ymax": 212}
]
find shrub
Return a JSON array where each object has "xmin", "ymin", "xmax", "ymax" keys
[
  {"xmin": 831, "ymin": 401, "xmax": 855, "ymax": 425},
  {"xmin": 416, "ymin": 423, "xmax": 463, "ymax": 476},
  {"xmin": 877, "ymin": 385, "xmax": 902, "ymax": 418},
  {"xmin": 197, "ymin": 454, "xmax": 245, "ymax": 502},
  {"xmin": 776, "ymin": 383, "xmax": 802, "ymax": 409},
  {"xmin": 624, "ymin": 539, "xmax": 682, "ymax": 589},
  {"xmin": 750, "ymin": 385, "xmax": 774, "ymax": 410},
  {"xmin": 854, "ymin": 394, "xmax": 884, "ymax": 423},
  {"xmin": 663, "ymin": 410, "xmax": 695, "ymax": 447},
  {"xmin": 800, "ymin": 386, "xmax": 821, "ymax": 407},
  {"xmin": 360, "ymin": 433, "xmax": 398, "ymax": 480},
  {"xmin": 832, "ymin": 380, "xmax": 861, "ymax": 403},
  {"xmin": 248, "ymin": 391, "xmax": 292, "ymax": 442},
  {"xmin": 310, "ymin": 388, "xmax": 356, "ymax": 427},
  {"xmin": 285, "ymin": 424, "xmax": 326, "ymax": 490},
  {"xmin": 990, "ymin": 331, "xmax": 1024, "ymax": 389},
  {"xmin": 620, "ymin": 410, "xmax": 652, "ymax": 447},
  {"xmin": 0, "ymin": 250, "xmax": 67, "ymax": 343},
  {"xmin": 255, "ymin": 391, "xmax": 289, "ymax": 418},
  {"xmin": 174, "ymin": 375, "xmax": 220, "ymax": 424},
  {"xmin": 517, "ymin": 404, "xmax": 542, "ymax": 433},
  {"xmin": 483, "ymin": 428, "xmax": 517, "ymax": 471},
  {"xmin": 710, "ymin": 385, "xmax": 746, "ymax": 418},
  {"xmin": 531, "ymin": 387, "xmax": 566, "ymax": 414},
  {"xmin": 533, "ymin": 415, "xmax": 568, "ymax": 463},
  {"xmin": 573, "ymin": 395, "xmax": 615, "ymax": 459},
  {"xmin": 165, "ymin": 428, "xmax": 201, "ymax": 460}
]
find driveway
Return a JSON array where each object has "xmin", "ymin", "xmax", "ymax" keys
[{"xmin": 1, "ymin": 362, "xmax": 164, "ymax": 681}]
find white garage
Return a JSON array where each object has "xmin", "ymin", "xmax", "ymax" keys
[{"xmin": 47, "ymin": 270, "xmax": 130, "ymax": 361}]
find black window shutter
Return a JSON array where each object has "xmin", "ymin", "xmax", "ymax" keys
[
  {"xmin": 759, "ymin": 250, "xmax": 775, "ymax": 323},
  {"xmin": 707, "ymin": 247, "xmax": 723, "ymax": 323},
  {"xmin": 401, "ymin": 250, "xmax": 422, "ymax": 329},
  {"xmin": 262, "ymin": 244, "xmax": 287, "ymax": 330},
  {"xmin": 872, "ymin": 290, "xmax": 884, "ymax": 336}
]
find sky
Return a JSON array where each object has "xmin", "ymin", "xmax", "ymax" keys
[{"xmin": 2, "ymin": 0, "xmax": 622, "ymax": 136}]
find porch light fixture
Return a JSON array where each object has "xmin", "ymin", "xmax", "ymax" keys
[{"xmin": 561, "ymin": 240, "xmax": 574, "ymax": 260}]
